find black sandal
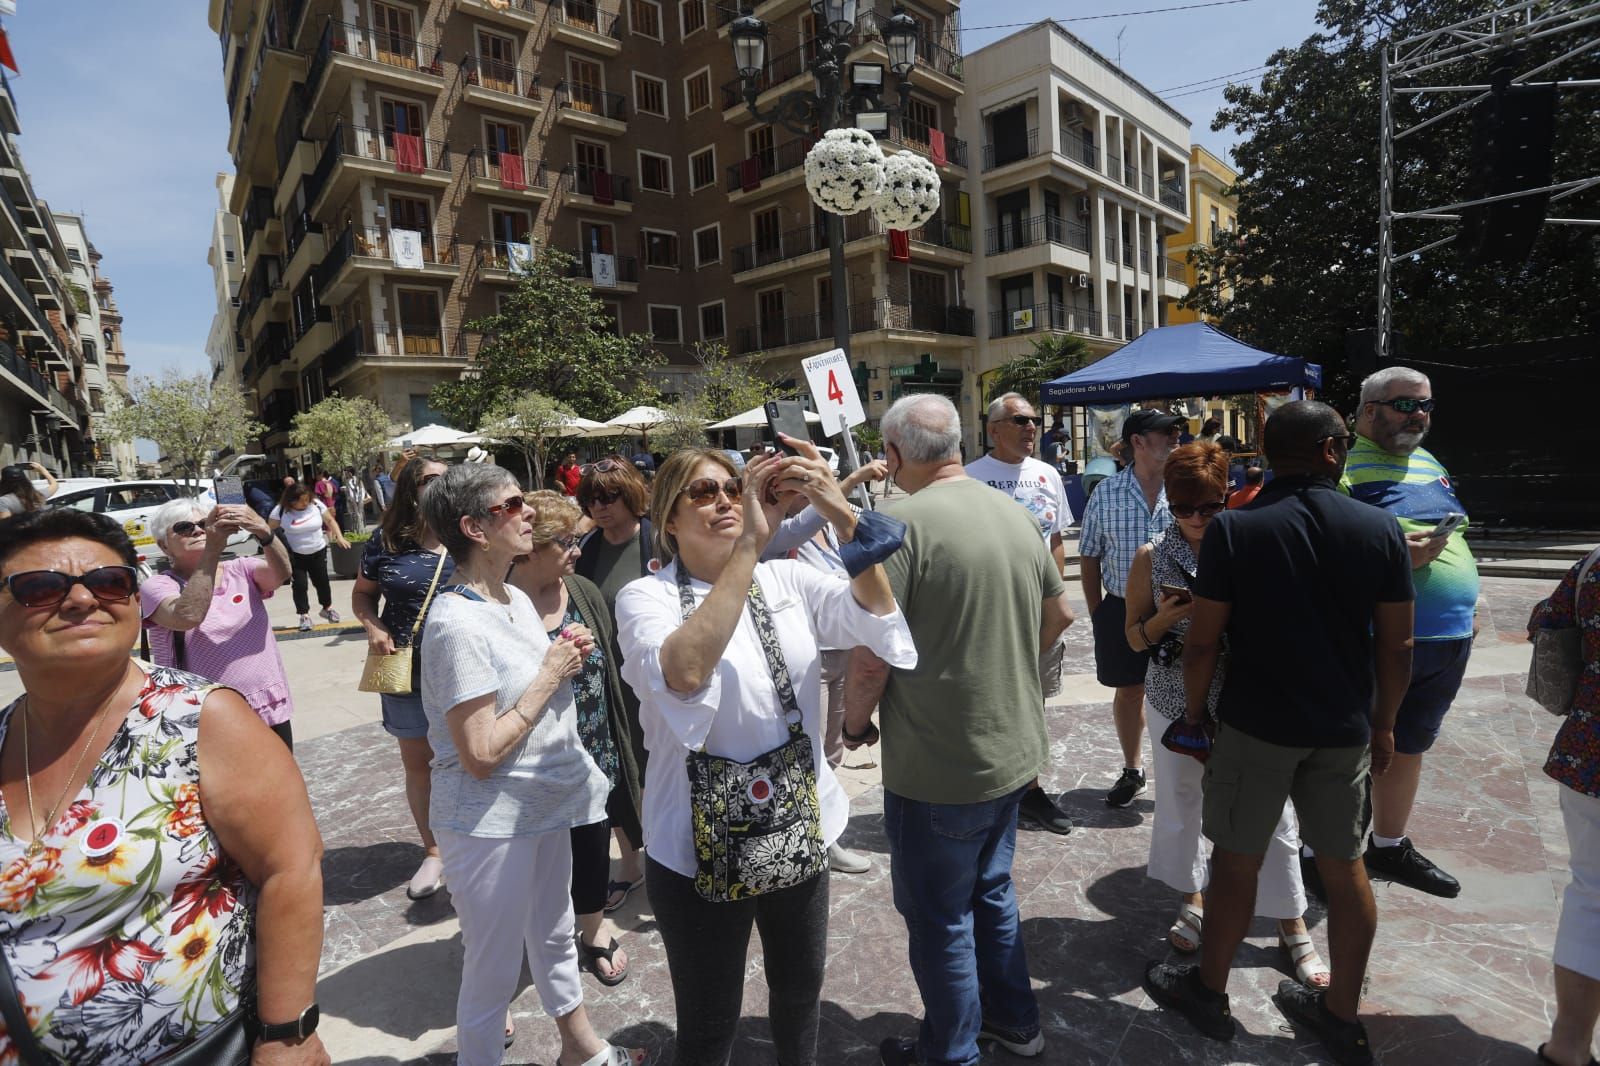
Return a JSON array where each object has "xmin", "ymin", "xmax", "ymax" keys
[
  {"xmin": 577, "ymin": 934, "xmax": 628, "ymax": 987},
  {"xmin": 1538, "ymin": 1044, "xmax": 1600, "ymax": 1066}
]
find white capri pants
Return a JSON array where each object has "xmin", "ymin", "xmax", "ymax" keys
[
  {"xmin": 1556, "ymin": 784, "xmax": 1600, "ymax": 981},
  {"xmin": 1145, "ymin": 705, "xmax": 1308, "ymax": 919},
  {"xmin": 436, "ymin": 826, "xmax": 584, "ymax": 1066}
]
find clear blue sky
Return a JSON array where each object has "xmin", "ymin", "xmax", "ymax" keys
[{"xmin": 2, "ymin": 0, "xmax": 1320, "ymax": 385}]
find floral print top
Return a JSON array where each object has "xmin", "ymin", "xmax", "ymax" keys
[
  {"xmin": 0, "ymin": 666, "xmax": 256, "ymax": 1064},
  {"xmin": 1530, "ymin": 552, "xmax": 1600, "ymax": 797},
  {"xmin": 550, "ymin": 601, "xmax": 618, "ymax": 788}
]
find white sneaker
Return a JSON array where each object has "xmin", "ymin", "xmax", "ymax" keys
[
  {"xmin": 320, "ymin": 606, "xmax": 341, "ymax": 624},
  {"xmin": 828, "ymin": 843, "xmax": 871, "ymax": 874},
  {"xmin": 297, "ymin": 615, "xmax": 312, "ymax": 632}
]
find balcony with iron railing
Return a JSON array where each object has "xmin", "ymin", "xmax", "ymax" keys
[
  {"xmin": 731, "ymin": 223, "xmax": 824, "ymax": 274},
  {"xmin": 474, "ymin": 239, "xmax": 538, "ymax": 277},
  {"xmin": 986, "ymin": 214, "xmax": 1090, "ymax": 257},
  {"xmin": 1140, "ymin": 169, "xmax": 1154, "ymax": 198},
  {"xmin": 1165, "ymin": 255, "xmax": 1188, "ymax": 283},
  {"xmin": 555, "ymin": 80, "xmax": 628, "ymax": 124},
  {"xmin": 307, "ymin": 121, "xmax": 453, "ymax": 210},
  {"xmin": 730, "ymin": 298, "xmax": 973, "ymax": 356},
  {"xmin": 885, "ymin": 120, "xmax": 967, "ymax": 169},
  {"xmin": 314, "ymin": 224, "xmax": 458, "ymax": 301},
  {"xmin": 564, "ymin": 249, "xmax": 639, "ymax": 284},
  {"xmin": 1160, "ymin": 181, "xmax": 1185, "ymax": 212},
  {"xmin": 285, "ymin": 208, "xmax": 322, "ymax": 263},
  {"xmin": 988, "ymin": 302, "xmax": 1102, "ymax": 340},
  {"xmin": 982, "ymin": 129, "xmax": 1040, "ymax": 171},
  {"xmin": 551, "ymin": 0, "xmax": 623, "ymax": 43},
  {"xmin": 724, "ymin": 137, "xmax": 811, "ymax": 193},
  {"xmin": 461, "ymin": 54, "xmax": 543, "ymax": 107},
  {"xmin": 456, "ymin": 0, "xmax": 541, "ymax": 23},
  {"xmin": 565, "ymin": 165, "xmax": 633, "ymax": 203},
  {"xmin": 467, "ymin": 147, "xmax": 549, "ymax": 192},
  {"xmin": 239, "ymin": 185, "xmax": 277, "ymax": 258},
  {"xmin": 306, "ymin": 18, "xmax": 444, "ymax": 105},
  {"xmin": 1058, "ymin": 129, "xmax": 1098, "ymax": 171}
]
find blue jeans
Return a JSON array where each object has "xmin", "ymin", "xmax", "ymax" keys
[{"xmin": 884, "ymin": 785, "xmax": 1038, "ymax": 1066}]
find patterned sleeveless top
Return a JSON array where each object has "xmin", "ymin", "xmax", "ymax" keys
[
  {"xmin": 0, "ymin": 666, "xmax": 256, "ymax": 1065},
  {"xmin": 1144, "ymin": 526, "xmax": 1225, "ymax": 722}
]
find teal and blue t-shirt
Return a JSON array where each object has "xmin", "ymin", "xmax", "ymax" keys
[{"xmin": 1341, "ymin": 436, "xmax": 1480, "ymax": 641}]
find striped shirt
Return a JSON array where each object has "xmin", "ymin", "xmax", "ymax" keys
[
  {"xmin": 1078, "ymin": 466, "xmax": 1170, "ymax": 598},
  {"xmin": 1341, "ymin": 436, "xmax": 1480, "ymax": 641}
]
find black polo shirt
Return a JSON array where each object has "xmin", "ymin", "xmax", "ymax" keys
[{"xmin": 1193, "ymin": 474, "xmax": 1413, "ymax": 748}]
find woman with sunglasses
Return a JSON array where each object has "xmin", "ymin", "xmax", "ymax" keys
[
  {"xmin": 270, "ymin": 481, "xmax": 351, "ymax": 632},
  {"xmin": 1123, "ymin": 442, "xmax": 1326, "ymax": 986},
  {"xmin": 349, "ymin": 456, "xmax": 454, "ymax": 899},
  {"xmin": 510, "ymin": 491, "xmax": 645, "ymax": 989},
  {"xmin": 140, "ymin": 496, "xmax": 296, "ymax": 748},
  {"xmin": 418, "ymin": 464, "xmax": 646, "ymax": 1066},
  {"xmin": 574, "ymin": 457, "xmax": 653, "ymax": 909},
  {"xmin": 614, "ymin": 444, "xmax": 914, "ymax": 1066},
  {"xmin": 0, "ymin": 509, "xmax": 329, "ymax": 1065}
]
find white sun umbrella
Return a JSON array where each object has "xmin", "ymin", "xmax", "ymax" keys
[
  {"xmin": 706, "ymin": 404, "xmax": 823, "ymax": 431},
  {"xmin": 603, "ymin": 405, "xmax": 682, "ymax": 433},
  {"xmin": 557, "ymin": 415, "xmax": 627, "ymax": 438},
  {"xmin": 385, "ymin": 423, "xmax": 482, "ymax": 449}
]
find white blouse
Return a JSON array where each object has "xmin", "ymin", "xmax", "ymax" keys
[{"xmin": 616, "ymin": 558, "xmax": 918, "ymax": 879}]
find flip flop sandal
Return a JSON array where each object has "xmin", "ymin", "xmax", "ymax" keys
[
  {"xmin": 1280, "ymin": 931, "xmax": 1331, "ymax": 989},
  {"xmin": 603, "ymin": 876, "xmax": 643, "ymax": 914},
  {"xmin": 560, "ymin": 1045, "xmax": 649, "ymax": 1066},
  {"xmin": 1538, "ymin": 1043, "xmax": 1600, "ymax": 1066},
  {"xmin": 1168, "ymin": 902, "xmax": 1203, "ymax": 953},
  {"xmin": 577, "ymin": 934, "xmax": 629, "ymax": 987}
]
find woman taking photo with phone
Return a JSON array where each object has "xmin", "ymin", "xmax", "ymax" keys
[
  {"xmin": 615, "ymin": 443, "xmax": 914, "ymax": 1065},
  {"xmin": 1124, "ymin": 441, "xmax": 1325, "ymax": 987},
  {"xmin": 270, "ymin": 481, "xmax": 351, "ymax": 632}
]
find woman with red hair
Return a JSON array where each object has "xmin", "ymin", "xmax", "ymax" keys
[{"xmin": 1124, "ymin": 442, "xmax": 1328, "ymax": 988}]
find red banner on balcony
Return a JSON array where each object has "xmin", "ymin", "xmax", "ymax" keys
[
  {"xmin": 740, "ymin": 156, "xmax": 762, "ymax": 193},
  {"xmin": 593, "ymin": 170, "xmax": 614, "ymax": 205},
  {"xmin": 888, "ymin": 229, "xmax": 911, "ymax": 262},
  {"xmin": 500, "ymin": 153, "xmax": 527, "ymax": 191},
  {"xmin": 394, "ymin": 133, "xmax": 425, "ymax": 174},
  {"xmin": 928, "ymin": 129, "xmax": 947, "ymax": 167},
  {"xmin": 0, "ymin": 29, "xmax": 16, "ymax": 74}
]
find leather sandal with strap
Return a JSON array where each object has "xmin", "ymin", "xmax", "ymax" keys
[
  {"xmin": 577, "ymin": 934, "xmax": 628, "ymax": 987},
  {"xmin": 560, "ymin": 1045, "xmax": 649, "ymax": 1066},
  {"xmin": 1168, "ymin": 902, "xmax": 1203, "ymax": 953},
  {"xmin": 1280, "ymin": 930, "xmax": 1331, "ymax": 989}
]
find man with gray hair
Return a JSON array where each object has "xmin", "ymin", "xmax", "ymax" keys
[
  {"xmin": 1316, "ymin": 365, "xmax": 1478, "ymax": 899},
  {"xmin": 966, "ymin": 391, "xmax": 1075, "ymax": 835},
  {"xmin": 845, "ymin": 394, "xmax": 1075, "ymax": 1066}
]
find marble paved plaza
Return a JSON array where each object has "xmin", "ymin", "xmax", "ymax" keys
[
  {"xmin": 281, "ymin": 575, "xmax": 1571, "ymax": 1066},
  {"xmin": 0, "ymin": 574, "xmax": 1567, "ymax": 1064}
]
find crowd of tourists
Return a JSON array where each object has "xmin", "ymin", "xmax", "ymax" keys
[{"xmin": 0, "ymin": 366, "xmax": 1595, "ymax": 1066}]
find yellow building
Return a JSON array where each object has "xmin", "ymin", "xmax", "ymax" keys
[{"xmin": 1165, "ymin": 144, "xmax": 1237, "ymax": 325}]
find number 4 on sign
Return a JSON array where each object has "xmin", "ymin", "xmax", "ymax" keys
[{"xmin": 801, "ymin": 347, "xmax": 866, "ymax": 430}]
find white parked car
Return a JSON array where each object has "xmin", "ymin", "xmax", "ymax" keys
[{"xmin": 46, "ymin": 479, "xmax": 256, "ymax": 566}]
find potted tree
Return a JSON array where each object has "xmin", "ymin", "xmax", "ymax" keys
[{"xmin": 289, "ymin": 396, "xmax": 395, "ymax": 579}]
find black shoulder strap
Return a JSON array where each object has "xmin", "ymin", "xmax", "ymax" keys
[{"xmin": 0, "ymin": 945, "xmax": 54, "ymax": 1063}]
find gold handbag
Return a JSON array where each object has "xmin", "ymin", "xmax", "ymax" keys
[{"xmin": 358, "ymin": 549, "xmax": 448, "ymax": 695}]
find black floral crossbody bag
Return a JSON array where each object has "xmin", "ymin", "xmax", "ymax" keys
[{"xmin": 676, "ymin": 564, "xmax": 827, "ymax": 902}]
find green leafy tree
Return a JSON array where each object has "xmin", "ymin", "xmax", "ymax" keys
[
  {"xmin": 103, "ymin": 370, "xmax": 263, "ymax": 492},
  {"xmin": 289, "ymin": 396, "xmax": 395, "ymax": 530},
  {"xmin": 680, "ymin": 342, "xmax": 787, "ymax": 423},
  {"xmin": 477, "ymin": 391, "xmax": 576, "ymax": 489},
  {"xmin": 985, "ymin": 333, "xmax": 1091, "ymax": 405},
  {"xmin": 429, "ymin": 249, "xmax": 661, "ymax": 429},
  {"xmin": 648, "ymin": 401, "xmax": 714, "ymax": 454},
  {"xmin": 1184, "ymin": 0, "xmax": 1600, "ymax": 410}
]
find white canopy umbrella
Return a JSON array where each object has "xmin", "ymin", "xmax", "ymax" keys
[
  {"xmin": 603, "ymin": 405, "xmax": 682, "ymax": 433},
  {"xmin": 706, "ymin": 404, "xmax": 822, "ymax": 431},
  {"xmin": 558, "ymin": 415, "xmax": 628, "ymax": 439},
  {"xmin": 385, "ymin": 423, "xmax": 482, "ymax": 448}
]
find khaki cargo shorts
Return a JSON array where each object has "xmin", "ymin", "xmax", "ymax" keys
[
  {"xmin": 1039, "ymin": 635, "xmax": 1067, "ymax": 700},
  {"xmin": 1201, "ymin": 725, "xmax": 1371, "ymax": 861}
]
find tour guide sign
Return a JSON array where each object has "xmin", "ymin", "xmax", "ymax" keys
[{"xmin": 801, "ymin": 348, "xmax": 866, "ymax": 430}]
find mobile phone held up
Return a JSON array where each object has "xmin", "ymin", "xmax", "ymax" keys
[
  {"xmin": 1158, "ymin": 583, "xmax": 1193, "ymax": 604},
  {"xmin": 1427, "ymin": 512, "xmax": 1466, "ymax": 540},
  {"xmin": 764, "ymin": 400, "xmax": 811, "ymax": 457}
]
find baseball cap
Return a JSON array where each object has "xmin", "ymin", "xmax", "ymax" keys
[{"xmin": 1121, "ymin": 409, "xmax": 1185, "ymax": 442}]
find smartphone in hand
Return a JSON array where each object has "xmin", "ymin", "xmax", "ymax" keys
[
  {"xmin": 1427, "ymin": 512, "xmax": 1466, "ymax": 540},
  {"xmin": 1158, "ymin": 583, "xmax": 1193, "ymax": 603},
  {"xmin": 764, "ymin": 400, "xmax": 812, "ymax": 457}
]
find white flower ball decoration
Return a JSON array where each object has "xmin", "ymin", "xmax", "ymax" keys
[
  {"xmin": 872, "ymin": 150, "xmax": 942, "ymax": 230},
  {"xmin": 804, "ymin": 129, "xmax": 887, "ymax": 216}
]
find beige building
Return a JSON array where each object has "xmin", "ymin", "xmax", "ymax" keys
[
  {"xmin": 205, "ymin": 173, "xmax": 247, "ymax": 391},
  {"xmin": 208, "ymin": 0, "xmax": 970, "ymax": 460},
  {"xmin": 1165, "ymin": 143, "xmax": 1236, "ymax": 326},
  {"xmin": 957, "ymin": 20, "xmax": 1190, "ymax": 441},
  {"xmin": 52, "ymin": 212, "xmax": 137, "ymax": 477}
]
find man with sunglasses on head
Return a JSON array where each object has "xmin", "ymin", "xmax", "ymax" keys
[
  {"xmin": 1307, "ymin": 366, "xmax": 1477, "ymax": 901},
  {"xmin": 967, "ymin": 392, "xmax": 1077, "ymax": 835},
  {"xmin": 1078, "ymin": 408, "xmax": 1185, "ymax": 808}
]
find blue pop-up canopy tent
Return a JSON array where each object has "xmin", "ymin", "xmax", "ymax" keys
[{"xmin": 1040, "ymin": 322, "xmax": 1321, "ymax": 406}]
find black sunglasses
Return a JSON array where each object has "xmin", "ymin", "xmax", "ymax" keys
[
  {"xmin": 586, "ymin": 489, "xmax": 623, "ymax": 506},
  {"xmin": 170, "ymin": 519, "xmax": 209, "ymax": 536},
  {"xmin": 681, "ymin": 477, "xmax": 743, "ymax": 505},
  {"xmin": 4, "ymin": 566, "xmax": 139, "ymax": 609},
  {"xmin": 1170, "ymin": 501, "xmax": 1227, "ymax": 519},
  {"xmin": 1319, "ymin": 433, "xmax": 1357, "ymax": 448},
  {"xmin": 1005, "ymin": 415, "xmax": 1044, "ymax": 427},
  {"xmin": 1372, "ymin": 398, "xmax": 1434, "ymax": 414}
]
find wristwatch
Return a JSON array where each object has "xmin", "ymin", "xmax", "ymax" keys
[{"xmin": 258, "ymin": 1002, "xmax": 319, "ymax": 1042}]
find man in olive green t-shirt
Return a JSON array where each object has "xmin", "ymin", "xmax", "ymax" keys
[{"xmin": 845, "ymin": 394, "xmax": 1074, "ymax": 1066}]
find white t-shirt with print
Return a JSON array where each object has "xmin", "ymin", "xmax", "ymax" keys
[
  {"xmin": 269, "ymin": 499, "xmax": 329, "ymax": 554},
  {"xmin": 965, "ymin": 454, "xmax": 1071, "ymax": 543}
]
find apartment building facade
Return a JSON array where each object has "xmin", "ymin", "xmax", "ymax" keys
[
  {"xmin": 206, "ymin": 173, "xmax": 248, "ymax": 389},
  {"xmin": 1165, "ymin": 143, "xmax": 1236, "ymax": 326},
  {"xmin": 958, "ymin": 21, "xmax": 1191, "ymax": 427},
  {"xmin": 0, "ymin": 72, "xmax": 96, "ymax": 476},
  {"xmin": 52, "ymin": 212, "xmax": 136, "ymax": 477},
  {"xmin": 208, "ymin": 0, "xmax": 971, "ymax": 458}
]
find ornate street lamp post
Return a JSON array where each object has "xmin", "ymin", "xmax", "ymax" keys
[{"xmin": 729, "ymin": 2, "xmax": 919, "ymax": 358}]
